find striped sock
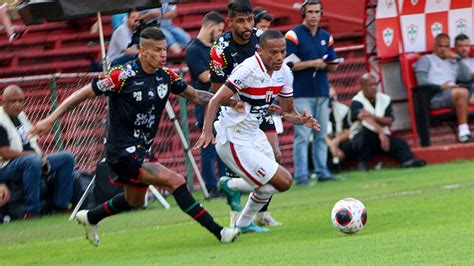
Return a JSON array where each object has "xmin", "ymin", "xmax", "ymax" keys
[
  {"xmin": 172, "ymin": 184, "xmax": 223, "ymax": 240},
  {"xmin": 87, "ymin": 193, "xmax": 134, "ymax": 225},
  {"xmin": 236, "ymin": 192, "xmax": 271, "ymax": 227}
]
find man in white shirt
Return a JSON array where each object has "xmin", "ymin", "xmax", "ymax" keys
[
  {"xmin": 454, "ymin": 34, "xmax": 474, "ymax": 105},
  {"xmin": 194, "ymin": 30, "xmax": 320, "ymax": 233},
  {"xmin": 414, "ymin": 33, "xmax": 473, "ymax": 143},
  {"xmin": 107, "ymin": 10, "xmax": 140, "ymax": 65}
]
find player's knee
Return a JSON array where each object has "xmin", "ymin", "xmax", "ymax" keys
[
  {"xmin": 168, "ymin": 173, "xmax": 186, "ymax": 190},
  {"xmin": 453, "ymin": 88, "xmax": 468, "ymax": 99},
  {"xmin": 279, "ymin": 177, "xmax": 293, "ymax": 192},
  {"xmin": 125, "ymin": 196, "xmax": 145, "ymax": 208}
]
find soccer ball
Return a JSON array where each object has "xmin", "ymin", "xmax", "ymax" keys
[{"xmin": 331, "ymin": 198, "xmax": 367, "ymax": 234}]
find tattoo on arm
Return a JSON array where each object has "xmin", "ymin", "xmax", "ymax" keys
[{"xmin": 180, "ymin": 86, "xmax": 213, "ymax": 105}]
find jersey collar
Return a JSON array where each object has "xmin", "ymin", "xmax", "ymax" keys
[{"xmin": 254, "ymin": 52, "xmax": 268, "ymax": 75}]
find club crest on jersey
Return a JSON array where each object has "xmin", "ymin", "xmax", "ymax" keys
[{"xmin": 157, "ymin": 83, "xmax": 168, "ymax": 99}]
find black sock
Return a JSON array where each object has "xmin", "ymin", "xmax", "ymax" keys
[
  {"xmin": 259, "ymin": 196, "xmax": 272, "ymax": 213},
  {"xmin": 87, "ymin": 193, "xmax": 134, "ymax": 225},
  {"xmin": 172, "ymin": 184, "xmax": 223, "ymax": 240}
]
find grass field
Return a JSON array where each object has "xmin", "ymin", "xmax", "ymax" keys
[{"xmin": 0, "ymin": 161, "xmax": 473, "ymax": 265}]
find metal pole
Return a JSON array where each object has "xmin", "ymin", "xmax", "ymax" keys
[
  {"xmin": 97, "ymin": 12, "xmax": 107, "ymax": 73},
  {"xmin": 69, "ymin": 176, "xmax": 96, "ymax": 221},
  {"xmin": 165, "ymin": 101, "xmax": 209, "ymax": 198}
]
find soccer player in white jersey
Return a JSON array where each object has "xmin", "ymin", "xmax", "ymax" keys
[{"xmin": 194, "ymin": 30, "xmax": 320, "ymax": 233}]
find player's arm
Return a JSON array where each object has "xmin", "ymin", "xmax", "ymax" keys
[
  {"xmin": 29, "ymin": 85, "xmax": 96, "ymax": 137},
  {"xmin": 278, "ymin": 97, "xmax": 320, "ymax": 130},
  {"xmin": 210, "ymin": 82, "xmax": 223, "ymax": 93},
  {"xmin": 193, "ymin": 85, "xmax": 236, "ymax": 150},
  {"xmin": 179, "ymin": 85, "xmax": 244, "ymax": 109}
]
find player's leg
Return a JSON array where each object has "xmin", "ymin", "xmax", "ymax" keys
[
  {"xmin": 140, "ymin": 162, "xmax": 239, "ymax": 243},
  {"xmin": 255, "ymin": 130, "xmax": 282, "ymax": 226}
]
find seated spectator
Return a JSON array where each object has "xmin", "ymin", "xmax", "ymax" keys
[
  {"xmin": 253, "ymin": 7, "xmax": 273, "ymax": 32},
  {"xmin": 107, "ymin": 9, "xmax": 140, "ymax": 66},
  {"xmin": 185, "ymin": 11, "xmax": 226, "ymax": 198},
  {"xmin": 350, "ymin": 73, "xmax": 427, "ymax": 171},
  {"xmin": 0, "ymin": 184, "xmax": 9, "ymax": 207},
  {"xmin": 0, "ymin": 85, "xmax": 74, "ymax": 218},
  {"xmin": 414, "ymin": 33, "xmax": 473, "ymax": 143},
  {"xmin": 454, "ymin": 34, "xmax": 474, "ymax": 104},
  {"xmin": 325, "ymin": 87, "xmax": 352, "ymax": 170},
  {"xmin": 0, "ymin": 3, "xmax": 23, "ymax": 41},
  {"xmin": 139, "ymin": 3, "xmax": 190, "ymax": 54}
]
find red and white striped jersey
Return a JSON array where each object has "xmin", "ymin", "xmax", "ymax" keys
[{"xmin": 215, "ymin": 52, "xmax": 293, "ymax": 145}]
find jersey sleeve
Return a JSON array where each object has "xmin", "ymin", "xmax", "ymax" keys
[
  {"xmin": 91, "ymin": 65, "xmax": 129, "ymax": 96},
  {"xmin": 285, "ymin": 30, "xmax": 299, "ymax": 57},
  {"xmin": 209, "ymin": 40, "xmax": 232, "ymax": 84},
  {"xmin": 163, "ymin": 67, "xmax": 188, "ymax": 95},
  {"xmin": 326, "ymin": 34, "xmax": 337, "ymax": 61},
  {"xmin": 279, "ymin": 66, "xmax": 294, "ymax": 98},
  {"xmin": 224, "ymin": 64, "xmax": 253, "ymax": 93}
]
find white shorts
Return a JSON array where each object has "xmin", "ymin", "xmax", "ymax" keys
[{"xmin": 215, "ymin": 134, "xmax": 278, "ymax": 188}]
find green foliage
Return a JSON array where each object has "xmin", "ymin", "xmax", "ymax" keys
[{"xmin": 0, "ymin": 161, "xmax": 473, "ymax": 264}]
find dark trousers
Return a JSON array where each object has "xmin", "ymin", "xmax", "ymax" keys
[
  {"xmin": 327, "ymin": 140, "xmax": 353, "ymax": 171},
  {"xmin": 352, "ymin": 128, "xmax": 414, "ymax": 164}
]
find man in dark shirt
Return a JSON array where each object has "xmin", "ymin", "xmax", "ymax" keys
[
  {"xmin": 209, "ymin": 0, "xmax": 281, "ymax": 227},
  {"xmin": 0, "ymin": 85, "xmax": 74, "ymax": 218},
  {"xmin": 185, "ymin": 11, "xmax": 226, "ymax": 199},
  {"xmin": 30, "ymin": 27, "xmax": 240, "ymax": 246},
  {"xmin": 349, "ymin": 73, "xmax": 426, "ymax": 171}
]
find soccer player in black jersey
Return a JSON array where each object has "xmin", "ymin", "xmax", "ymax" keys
[
  {"xmin": 209, "ymin": 1, "xmax": 281, "ymax": 228},
  {"xmin": 29, "ymin": 27, "xmax": 240, "ymax": 246}
]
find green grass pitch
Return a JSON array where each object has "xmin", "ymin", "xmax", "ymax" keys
[{"xmin": 0, "ymin": 161, "xmax": 473, "ymax": 265}]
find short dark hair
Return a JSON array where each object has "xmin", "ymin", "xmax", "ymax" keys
[
  {"xmin": 203, "ymin": 11, "xmax": 225, "ymax": 26},
  {"xmin": 127, "ymin": 8, "xmax": 139, "ymax": 17},
  {"xmin": 455, "ymin": 33, "xmax": 469, "ymax": 44},
  {"xmin": 228, "ymin": 1, "xmax": 253, "ymax": 17},
  {"xmin": 140, "ymin": 27, "xmax": 166, "ymax": 41},
  {"xmin": 253, "ymin": 7, "xmax": 273, "ymax": 24},
  {"xmin": 435, "ymin": 33, "xmax": 450, "ymax": 42},
  {"xmin": 302, "ymin": 0, "xmax": 323, "ymax": 13},
  {"xmin": 259, "ymin": 29, "xmax": 284, "ymax": 47}
]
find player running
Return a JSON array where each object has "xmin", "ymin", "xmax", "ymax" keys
[
  {"xmin": 29, "ymin": 27, "xmax": 241, "ymax": 246},
  {"xmin": 194, "ymin": 30, "xmax": 320, "ymax": 233},
  {"xmin": 209, "ymin": 0, "xmax": 282, "ymax": 227}
]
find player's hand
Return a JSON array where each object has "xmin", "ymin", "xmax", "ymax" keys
[
  {"xmin": 230, "ymin": 100, "xmax": 245, "ymax": 113},
  {"xmin": 193, "ymin": 130, "xmax": 216, "ymax": 150},
  {"xmin": 0, "ymin": 184, "xmax": 10, "ymax": 207},
  {"xmin": 378, "ymin": 132, "xmax": 390, "ymax": 152},
  {"xmin": 267, "ymin": 104, "xmax": 282, "ymax": 116},
  {"xmin": 28, "ymin": 118, "xmax": 54, "ymax": 138},
  {"xmin": 301, "ymin": 110, "xmax": 320, "ymax": 130}
]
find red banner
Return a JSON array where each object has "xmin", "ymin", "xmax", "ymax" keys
[
  {"xmin": 376, "ymin": 17, "xmax": 400, "ymax": 58},
  {"xmin": 401, "ymin": 0, "xmax": 426, "ymax": 15},
  {"xmin": 425, "ymin": 12, "xmax": 448, "ymax": 50},
  {"xmin": 450, "ymin": 0, "xmax": 472, "ymax": 10}
]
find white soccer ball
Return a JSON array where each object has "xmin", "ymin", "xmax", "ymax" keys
[{"xmin": 331, "ymin": 198, "xmax": 367, "ymax": 234}]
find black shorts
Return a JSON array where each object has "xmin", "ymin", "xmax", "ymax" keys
[
  {"xmin": 259, "ymin": 115, "xmax": 276, "ymax": 133},
  {"xmin": 107, "ymin": 148, "xmax": 152, "ymax": 191}
]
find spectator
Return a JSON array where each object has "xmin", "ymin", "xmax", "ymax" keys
[
  {"xmin": 253, "ymin": 7, "xmax": 273, "ymax": 32},
  {"xmin": 185, "ymin": 11, "xmax": 226, "ymax": 199},
  {"xmin": 140, "ymin": 3, "xmax": 190, "ymax": 54},
  {"xmin": 350, "ymin": 73, "xmax": 427, "ymax": 171},
  {"xmin": 0, "ymin": 3, "xmax": 23, "ymax": 42},
  {"xmin": 0, "ymin": 85, "xmax": 74, "ymax": 218},
  {"xmin": 325, "ymin": 87, "xmax": 352, "ymax": 170},
  {"xmin": 454, "ymin": 34, "xmax": 474, "ymax": 104},
  {"xmin": 414, "ymin": 33, "xmax": 473, "ymax": 143},
  {"xmin": 107, "ymin": 9, "xmax": 140, "ymax": 66},
  {"xmin": 0, "ymin": 184, "xmax": 9, "ymax": 207},
  {"xmin": 111, "ymin": 13, "xmax": 128, "ymax": 32},
  {"xmin": 285, "ymin": 0, "xmax": 338, "ymax": 184}
]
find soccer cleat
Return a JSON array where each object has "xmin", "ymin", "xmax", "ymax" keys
[
  {"xmin": 230, "ymin": 210, "xmax": 241, "ymax": 227},
  {"xmin": 75, "ymin": 210, "xmax": 100, "ymax": 247},
  {"xmin": 218, "ymin": 176, "xmax": 242, "ymax": 212},
  {"xmin": 253, "ymin": 211, "xmax": 282, "ymax": 227},
  {"xmin": 237, "ymin": 222, "xmax": 270, "ymax": 233},
  {"xmin": 219, "ymin": 227, "xmax": 240, "ymax": 243}
]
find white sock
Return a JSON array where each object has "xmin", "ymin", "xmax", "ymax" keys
[
  {"xmin": 227, "ymin": 178, "xmax": 254, "ymax": 193},
  {"xmin": 458, "ymin": 123, "xmax": 471, "ymax": 137},
  {"xmin": 236, "ymin": 192, "xmax": 272, "ymax": 227}
]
